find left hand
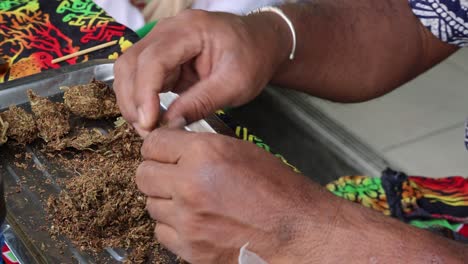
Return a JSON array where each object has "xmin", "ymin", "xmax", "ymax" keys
[{"xmin": 136, "ymin": 128, "xmax": 329, "ymax": 264}]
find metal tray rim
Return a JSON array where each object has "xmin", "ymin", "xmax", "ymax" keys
[{"xmin": 0, "ymin": 59, "xmax": 116, "ymax": 91}]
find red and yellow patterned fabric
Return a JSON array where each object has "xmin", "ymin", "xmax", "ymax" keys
[
  {"xmin": 0, "ymin": 0, "xmax": 139, "ymax": 83},
  {"xmin": 327, "ymin": 169, "xmax": 468, "ymax": 241}
]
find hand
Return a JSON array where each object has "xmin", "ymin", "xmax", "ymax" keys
[
  {"xmin": 114, "ymin": 10, "xmax": 290, "ymax": 137},
  {"xmin": 136, "ymin": 128, "xmax": 329, "ymax": 263},
  {"xmin": 136, "ymin": 129, "xmax": 468, "ymax": 264}
]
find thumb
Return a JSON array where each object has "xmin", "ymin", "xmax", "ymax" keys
[{"xmin": 164, "ymin": 78, "xmax": 229, "ymax": 124}]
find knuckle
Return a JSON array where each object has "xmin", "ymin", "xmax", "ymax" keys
[
  {"xmin": 145, "ymin": 199, "xmax": 158, "ymax": 219},
  {"xmin": 187, "ymin": 136, "xmax": 216, "ymax": 161},
  {"xmin": 191, "ymin": 93, "xmax": 216, "ymax": 120},
  {"xmin": 135, "ymin": 163, "xmax": 147, "ymax": 190},
  {"xmin": 179, "ymin": 213, "xmax": 204, "ymax": 236},
  {"xmin": 189, "ymin": 134, "xmax": 226, "ymax": 160},
  {"xmin": 177, "ymin": 178, "xmax": 215, "ymax": 209},
  {"xmin": 113, "ymin": 57, "xmax": 125, "ymax": 73},
  {"xmin": 114, "ymin": 55, "xmax": 132, "ymax": 77},
  {"xmin": 178, "ymin": 181, "xmax": 206, "ymax": 205},
  {"xmin": 154, "ymin": 224, "xmax": 166, "ymax": 243},
  {"xmin": 145, "ymin": 197, "xmax": 151, "ymax": 207},
  {"xmin": 140, "ymin": 130, "xmax": 161, "ymax": 158},
  {"xmin": 145, "ymin": 197, "xmax": 153, "ymax": 211},
  {"xmin": 135, "ymin": 162, "xmax": 155, "ymax": 194}
]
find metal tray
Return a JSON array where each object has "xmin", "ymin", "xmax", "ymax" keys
[{"xmin": 0, "ymin": 60, "xmax": 230, "ymax": 263}]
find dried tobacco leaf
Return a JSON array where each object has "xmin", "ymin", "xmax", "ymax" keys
[
  {"xmin": 63, "ymin": 79, "xmax": 120, "ymax": 119},
  {"xmin": 0, "ymin": 115, "xmax": 8, "ymax": 145},
  {"xmin": 0, "ymin": 105, "xmax": 38, "ymax": 144},
  {"xmin": 28, "ymin": 90, "xmax": 70, "ymax": 142},
  {"xmin": 98, "ymin": 122, "xmax": 142, "ymax": 159},
  {"xmin": 46, "ymin": 128, "xmax": 106, "ymax": 151}
]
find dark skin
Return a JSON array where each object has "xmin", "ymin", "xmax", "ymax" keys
[
  {"xmin": 271, "ymin": 1, "xmax": 457, "ymax": 102},
  {"xmin": 114, "ymin": 1, "xmax": 466, "ymax": 263}
]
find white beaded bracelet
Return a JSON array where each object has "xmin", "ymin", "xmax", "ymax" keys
[{"xmin": 248, "ymin": 6, "xmax": 297, "ymax": 60}]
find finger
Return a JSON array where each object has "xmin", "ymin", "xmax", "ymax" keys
[
  {"xmin": 113, "ymin": 56, "xmax": 138, "ymax": 124},
  {"xmin": 154, "ymin": 223, "xmax": 181, "ymax": 255},
  {"xmin": 146, "ymin": 197, "xmax": 177, "ymax": 224},
  {"xmin": 133, "ymin": 36, "xmax": 203, "ymax": 131},
  {"xmin": 135, "ymin": 160, "xmax": 177, "ymax": 198},
  {"xmin": 113, "ymin": 18, "xmax": 182, "ymax": 129},
  {"xmin": 141, "ymin": 128, "xmax": 194, "ymax": 163},
  {"xmin": 164, "ymin": 76, "xmax": 231, "ymax": 124}
]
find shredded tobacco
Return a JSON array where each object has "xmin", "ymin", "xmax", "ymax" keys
[
  {"xmin": 47, "ymin": 138, "xmax": 151, "ymax": 262},
  {"xmin": 46, "ymin": 122, "xmax": 176, "ymax": 263},
  {"xmin": 63, "ymin": 79, "xmax": 120, "ymax": 119},
  {"xmin": 0, "ymin": 105, "xmax": 37, "ymax": 144},
  {"xmin": 46, "ymin": 128, "xmax": 106, "ymax": 151},
  {"xmin": 28, "ymin": 90, "xmax": 70, "ymax": 142},
  {"xmin": 0, "ymin": 115, "xmax": 8, "ymax": 145},
  {"xmin": 0, "ymin": 81, "xmax": 177, "ymax": 263}
]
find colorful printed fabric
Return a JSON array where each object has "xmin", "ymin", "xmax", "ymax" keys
[
  {"xmin": 327, "ymin": 168, "xmax": 468, "ymax": 240},
  {"xmin": 409, "ymin": 0, "xmax": 468, "ymax": 46},
  {"xmin": 1, "ymin": 237, "xmax": 19, "ymax": 264},
  {"xmin": 407, "ymin": 1, "xmax": 468, "ymax": 236},
  {"xmin": 0, "ymin": 0, "xmax": 139, "ymax": 83}
]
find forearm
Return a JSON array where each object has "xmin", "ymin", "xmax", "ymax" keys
[
  {"xmin": 327, "ymin": 201, "xmax": 468, "ymax": 263},
  {"xmin": 252, "ymin": 0, "xmax": 458, "ymax": 102},
  {"xmin": 289, "ymin": 187, "xmax": 468, "ymax": 263}
]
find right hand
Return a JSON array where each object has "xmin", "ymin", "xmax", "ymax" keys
[{"xmin": 113, "ymin": 10, "xmax": 290, "ymax": 137}]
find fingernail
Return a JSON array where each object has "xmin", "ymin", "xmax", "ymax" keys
[
  {"xmin": 167, "ymin": 117, "xmax": 187, "ymax": 129},
  {"xmin": 138, "ymin": 107, "xmax": 150, "ymax": 129}
]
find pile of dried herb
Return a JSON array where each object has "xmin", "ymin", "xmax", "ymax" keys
[
  {"xmin": 63, "ymin": 79, "xmax": 120, "ymax": 119},
  {"xmin": 0, "ymin": 81, "xmax": 174, "ymax": 263},
  {"xmin": 47, "ymin": 124, "xmax": 165, "ymax": 263},
  {"xmin": 0, "ymin": 115, "xmax": 8, "ymax": 145},
  {"xmin": 46, "ymin": 128, "xmax": 106, "ymax": 151},
  {"xmin": 28, "ymin": 90, "xmax": 70, "ymax": 142},
  {"xmin": 0, "ymin": 105, "xmax": 37, "ymax": 144}
]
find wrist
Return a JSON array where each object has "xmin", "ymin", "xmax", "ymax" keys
[
  {"xmin": 259, "ymin": 184, "xmax": 340, "ymax": 263},
  {"xmin": 242, "ymin": 11, "xmax": 293, "ymax": 76}
]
